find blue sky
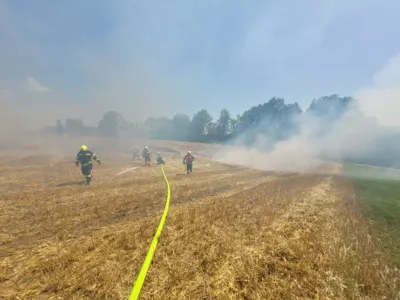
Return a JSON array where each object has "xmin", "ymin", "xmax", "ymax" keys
[{"xmin": 1, "ymin": 0, "xmax": 400, "ymax": 125}]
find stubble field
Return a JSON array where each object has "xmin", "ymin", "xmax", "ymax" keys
[{"xmin": 0, "ymin": 141, "xmax": 398, "ymax": 299}]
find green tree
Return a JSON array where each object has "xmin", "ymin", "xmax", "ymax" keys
[
  {"xmin": 307, "ymin": 94, "xmax": 354, "ymax": 120},
  {"xmin": 278, "ymin": 102, "xmax": 302, "ymax": 138},
  {"xmin": 189, "ymin": 109, "xmax": 213, "ymax": 142},
  {"xmin": 172, "ymin": 114, "xmax": 191, "ymax": 141},
  {"xmin": 144, "ymin": 117, "xmax": 174, "ymax": 140},
  {"xmin": 156, "ymin": 117, "xmax": 174, "ymax": 140},
  {"xmin": 215, "ymin": 108, "xmax": 232, "ymax": 141},
  {"xmin": 306, "ymin": 94, "xmax": 355, "ymax": 136},
  {"xmin": 64, "ymin": 118, "xmax": 85, "ymax": 135},
  {"xmin": 233, "ymin": 98, "xmax": 302, "ymax": 145},
  {"xmin": 97, "ymin": 111, "xmax": 124, "ymax": 137}
]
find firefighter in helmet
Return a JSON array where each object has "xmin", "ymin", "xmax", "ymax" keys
[
  {"xmin": 75, "ymin": 145, "xmax": 101, "ymax": 185},
  {"xmin": 142, "ymin": 146, "xmax": 151, "ymax": 166},
  {"xmin": 157, "ymin": 152, "xmax": 165, "ymax": 164},
  {"xmin": 183, "ymin": 150, "xmax": 195, "ymax": 174}
]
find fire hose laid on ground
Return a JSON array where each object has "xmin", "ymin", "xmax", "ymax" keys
[{"xmin": 128, "ymin": 164, "xmax": 171, "ymax": 300}]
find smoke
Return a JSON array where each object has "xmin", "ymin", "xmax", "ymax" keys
[
  {"xmin": 214, "ymin": 53, "xmax": 400, "ymax": 174},
  {"xmin": 26, "ymin": 76, "xmax": 52, "ymax": 93},
  {"xmin": 0, "ymin": 0, "xmax": 209, "ymax": 156},
  {"xmin": 1, "ymin": 0, "xmax": 400, "ymax": 169},
  {"xmin": 0, "ymin": 88, "xmax": 83, "ymax": 130},
  {"xmin": 356, "ymin": 53, "xmax": 400, "ymax": 127},
  {"xmin": 0, "ymin": 1, "xmax": 202, "ymax": 131},
  {"xmin": 0, "ymin": 90, "xmax": 20, "ymax": 135}
]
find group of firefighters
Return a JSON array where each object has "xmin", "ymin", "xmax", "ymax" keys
[
  {"xmin": 132, "ymin": 146, "xmax": 166, "ymax": 166},
  {"xmin": 75, "ymin": 145, "xmax": 195, "ymax": 185}
]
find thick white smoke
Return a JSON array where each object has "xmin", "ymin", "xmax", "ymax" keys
[{"xmin": 213, "ymin": 53, "xmax": 400, "ymax": 174}]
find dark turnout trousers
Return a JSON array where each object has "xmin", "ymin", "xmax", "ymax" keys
[
  {"xmin": 186, "ymin": 163, "xmax": 192, "ymax": 174},
  {"xmin": 81, "ymin": 163, "xmax": 93, "ymax": 184}
]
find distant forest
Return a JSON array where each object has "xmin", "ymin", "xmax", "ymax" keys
[{"xmin": 45, "ymin": 95, "xmax": 400, "ymax": 168}]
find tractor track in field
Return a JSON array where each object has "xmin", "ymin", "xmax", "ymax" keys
[{"xmin": 1, "ymin": 155, "xmax": 398, "ymax": 299}]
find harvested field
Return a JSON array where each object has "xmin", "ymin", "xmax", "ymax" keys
[{"xmin": 0, "ymin": 144, "xmax": 399, "ymax": 299}]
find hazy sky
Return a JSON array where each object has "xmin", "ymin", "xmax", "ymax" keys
[{"xmin": 1, "ymin": 0, "xmax": 400, "ymax": 125}]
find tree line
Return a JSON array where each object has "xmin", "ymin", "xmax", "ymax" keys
[
  {"xmin": 46, "ymin": 94, "xmax": 400, "ymax": 168},
  {"xmin": 49, "ymin": 95, "xmax": 351, "ymax": 142}
]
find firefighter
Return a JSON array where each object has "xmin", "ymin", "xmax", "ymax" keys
[
  {"xmin": 183, "ymin": 150, "xmax": 195, "ymax": 174},
  {"xmin": 75, "ymin": 145, "xmax": 101, "ymax": 185},
  {"xmin": 142, "ymin": 146, "xmax": 151, "ymax": 167},
  {"xmin": 133, "ymin": 146, "xmax": 140, "ymax": 161},
  {"xmin": 157, "ymin": 152, "xmax": 165, "ymax": 165}
]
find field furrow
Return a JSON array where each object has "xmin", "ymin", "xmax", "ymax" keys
[{"xmin": 1, "ymin": 152, "xmax": 398, "ymax": 299}]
